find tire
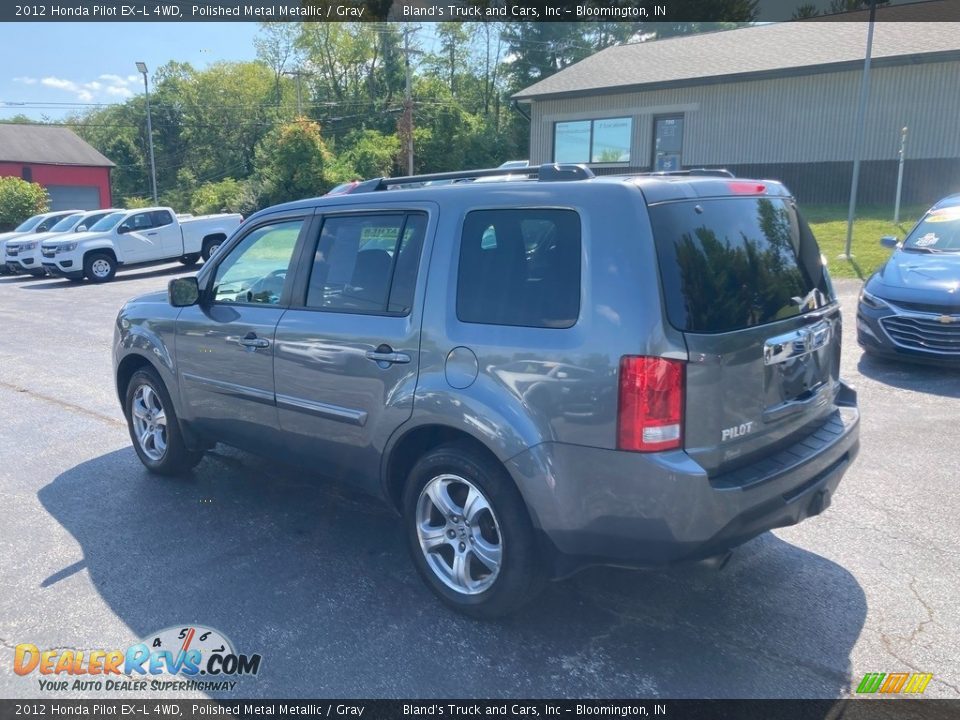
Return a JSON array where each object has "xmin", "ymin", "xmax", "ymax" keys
[
  {"xmin": 84, "ymin": 251, "xmax": 117, "ymax": 283},
  {"xmin": 201, "ymin": 237, "xmax": 224, "ymax": 262},
  {"xmin": 402, "ymin": 442, "xmax": 545, "ymax": 618},
  {"xmin": 124, "ymin": 367, "xmax": 204, "ymax": 476},
  {"xmin": 179, "ymin": 253, "xmax": 201, "ymax": 266}
]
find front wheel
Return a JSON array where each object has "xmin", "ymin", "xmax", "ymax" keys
[
  {"xmin": 125, "ymin": 367, "xmax": 204, "ymax": 475},
  {"xmin": 179, "ymin": 253, "xmax": 201, "ymax": 266},
  {"xmin": 84, "ymin": 252, "xmax": 116, "ymax": 283},
  {"xmin": 403, "ymin": 442, "xmax": 545, "ymax": 618}
]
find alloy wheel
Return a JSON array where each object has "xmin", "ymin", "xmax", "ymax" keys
[
  {"xmin": 415, "ymin": 474, "xmax": 503, "ymax": 595},
  {"xmin": 131, "ymin": 384, "xmax": 168, "ymax": 462}
]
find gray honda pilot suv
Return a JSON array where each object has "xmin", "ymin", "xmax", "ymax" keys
[{"xmin": 113, "ymin": 164, "xmax": 860, "ymax": 617}]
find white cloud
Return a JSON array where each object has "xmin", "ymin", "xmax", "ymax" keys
[
  {"xmin": 41, "ymin": 76, "xmax": 80, "ymax": 92},
  {"xmin": 19, "ymin": 73, "xmax": 140, "ymax": 104}
]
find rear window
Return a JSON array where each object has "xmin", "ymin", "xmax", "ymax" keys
[{"xmin": 650, "ymin": 197, "xmax": 833, "ymax": 334}]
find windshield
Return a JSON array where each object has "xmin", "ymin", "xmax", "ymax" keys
[
  {"xmin": 14, "ymin": 215, "xmax": 44, "ymax": 232},
  {"xmin": 89, "ymin": 212, "xmax": 125, "ymax": 232},
  {"xmin": 49, "ymin": 213, "xmax": 84, "ymax": 233},
  {"xmin": 902, "ymin": 205, "xmax": 960, "ymax": 253}
]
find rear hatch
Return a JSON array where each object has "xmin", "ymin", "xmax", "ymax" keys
[{"xmin": 648, "ymin": 188, "xmax": 840, "ymax": 477}]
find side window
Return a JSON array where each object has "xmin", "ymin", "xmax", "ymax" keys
[
  {"xmin": 457, "ymin": 209, "xmax": 581, "ymax": 329},
  {"xmin": 36, "ymin": 217, "xmax": 56, "ymax": 232},
  {"xmin": 306, "ymin": 213, "xmax": 425, "ymax": 315},
  {"xmin": 151, "ymin": 210, "xmax": 174, "ymax": 227},
  {"xmin": 131, "ymin": 213, "xmax": 154, "ymax": 231},
  {"xmin": 212, "ymin": 219, "xmax": 303, "ymax": 306}
]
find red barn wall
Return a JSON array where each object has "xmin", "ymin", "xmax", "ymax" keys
[{"xmin": 0, "ymin": 162, "xmax": 112, "ymax": 208}]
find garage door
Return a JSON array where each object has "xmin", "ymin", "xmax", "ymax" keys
[{"xmin": 47, "ymin": 185, "xmax": 101, "ymax": 210}]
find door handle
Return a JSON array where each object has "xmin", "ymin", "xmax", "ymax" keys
[
  {"xmin": 365, "ymin": 346, "xmax": 411, "ymax": 365},
  {"xmin": 146, "ymin": 232, "xmax": 158, "ymax": 236},
  {"xmin": 239, "ymin": 332, "xmax": 270, "ymax": 349}
]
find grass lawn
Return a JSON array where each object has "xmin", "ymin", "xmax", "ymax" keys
[{"xmin": 803, "ymin": 203, "xmax": 928, "ymax": 280}]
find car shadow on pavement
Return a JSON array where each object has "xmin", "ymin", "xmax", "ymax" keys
[
  {"xmin": 39, "ymin": 446, "xmax": 866, "ymax": 699},
  {"xmin": 856, "ymin": 351, "xmax": 960, "ymax": 398},
  {"xmin": 17, "ymin": 263, "xmax": 199, "ymax": 289}
]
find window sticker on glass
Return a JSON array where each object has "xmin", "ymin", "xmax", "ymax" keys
[{"xmin": 915, "ymin": 233, "xmax": 939, "ymax": 247}]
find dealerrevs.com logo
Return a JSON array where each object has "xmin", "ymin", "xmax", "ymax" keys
[{"xmin": 14, "ymin": 625, "xmax": 261, "ymax": 693}]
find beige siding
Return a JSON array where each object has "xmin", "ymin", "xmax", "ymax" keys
[{"xmin": 528, "ymin": 61, "xmax": 960, "ymax": 167}]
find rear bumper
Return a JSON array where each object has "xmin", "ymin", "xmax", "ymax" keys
[{"xmin": 506, "ymin": 383, "xmax": 860, "ymax": 575}]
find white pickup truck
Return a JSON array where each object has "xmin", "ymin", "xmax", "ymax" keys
[{"xmin": 40, "ymin": 207, "xmax": 243, "ymax": 283}]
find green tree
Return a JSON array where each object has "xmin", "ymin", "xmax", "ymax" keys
[
  {"xmin": 338, "ymin": 129, "xmax": 400, "ymax": 178},
  {"xmin": 0, "ymin": 177, "xmax": 48, "ymax": 231},
  {"xmin": 190, "ymin": 178, "xmax": 247, "ymax": 214},
  {"xmin": 253, "ymin": 117, "xmax": 334, "ymax": 205}
]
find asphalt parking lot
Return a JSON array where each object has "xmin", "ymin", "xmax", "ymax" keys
[{"xmin": 1, "ymin": 264, "xmax": 959, "ymax": 700}]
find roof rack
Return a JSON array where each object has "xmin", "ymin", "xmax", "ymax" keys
[
  {"xmin": 638, "ymin": 168, "xmax": 736, "ymax": 178},
  {"xmin": 343, "ymin": 163, "xmax": 595, "ymax": 194}
]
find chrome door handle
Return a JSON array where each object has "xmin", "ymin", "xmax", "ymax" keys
[
  {"xmin": 365, "ymin": 349, "xmax": 411, "ymax": 364},
  {"xmin": 239, "ymin": 333, "xmax": 270, "ymax": 349}
]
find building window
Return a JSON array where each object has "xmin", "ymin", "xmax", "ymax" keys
[
  {"xmin": 654, "ymin": 115, "xmax": 684, "ymax": 171},
  {"xmin": 554, "ymin": 117, "xmax": 631, "ymax": 165},
  {"xmin": 21, "ymin": 166, "xmax": 32, "ymax": 182}
]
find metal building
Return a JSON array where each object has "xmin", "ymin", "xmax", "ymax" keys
[{"xmin": 513, "ymin": 21, "xmax": 960, "ymax": 204}]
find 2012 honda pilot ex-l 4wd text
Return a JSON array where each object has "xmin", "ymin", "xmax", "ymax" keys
[{"xmin": 113, "ymin": 165, "xmax": 860, "ymax": 617}]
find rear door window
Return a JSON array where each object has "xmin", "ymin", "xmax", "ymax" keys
[
  {"xmin": 306, "ymin": 213, "xmax": 426, "ymax": 315},
  {"xmin": 649, "ymin": 197, "xmax": 832, "ymax": 333}
]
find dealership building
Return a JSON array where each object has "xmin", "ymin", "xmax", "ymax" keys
[
  {"xmin": 513, "ymin": 21, "xmax": 960, "ymax": 204},
  {"xmin": 0, "ymin": 124, "xmax": 114, "ymax": 209}
]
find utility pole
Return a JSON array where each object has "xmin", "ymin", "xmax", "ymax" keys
[
  {"xmin": 135, "ymin": 61, "xmax": 158, "ymax": 204},
  {"xmin": 841, "ymin": 0, "xmax": 877, "ymax": 259},
  {"xmin": 400, "ymin": 25, "xmax": 422, "ymax": 175},
  {"xmin": 894, "ymin": 126, "xmax": 908, "ymax": 223},
  {"xmin": 283, "ymin": 69, "xmax": 307, "ymax": 116}
]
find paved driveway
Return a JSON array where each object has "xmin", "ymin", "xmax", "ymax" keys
[{"xmin": 1, "ymin": 267, "xmax": 958, "ymax": 699}]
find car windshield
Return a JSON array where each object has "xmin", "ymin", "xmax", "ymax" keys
[
  {"xmin": 14, "ymin": 215, "xmax": 44, "ymax": 232},
  {"xmin": 49, "ymin": 213, "xmax": 85, "ymax": 233},
  {"xmin": 902, "ymin": 205, "xmax": 960, "ymax": 253},
  {"xmin": 89, "ymin": 212, "xmax": 125, "ymax": 232}
]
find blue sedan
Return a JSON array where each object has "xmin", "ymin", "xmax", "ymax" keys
[{"xmin": 857, "ymin": 193, "xmax": 960, "ymax": 364}]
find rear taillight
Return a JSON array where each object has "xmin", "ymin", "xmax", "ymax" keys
[{"xmin": 617, "ymin": 356, "xmax": 685, "ymax": 452}]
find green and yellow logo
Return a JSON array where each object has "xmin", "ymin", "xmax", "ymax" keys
[{"xmin": 856, "ymin": 672, "xmax": 933, "ymax": 694}]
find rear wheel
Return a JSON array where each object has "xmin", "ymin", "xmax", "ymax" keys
[
  {"xmin": 84, "ymin": 252, "xmax": 116, "ymax": 283},
  {"xmin": 201, "ymin": 237, "xmax": 224, "ymax": 262},
  {"xmin": 125, "ymin": 367, "xmax": 204, "ymax": 475},
  {"xmin": 179, "ymin": 253, "xmax": 201, "ymax": 266},
  {"xmin": 403, "ymin": 442, "xmax": 544, "ymax": 618}
]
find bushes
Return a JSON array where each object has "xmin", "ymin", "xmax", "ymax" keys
[{"xmin": 0, "ymin": 177, "xmax": 49, "ymax": 231}]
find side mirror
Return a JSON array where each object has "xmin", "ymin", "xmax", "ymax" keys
[
  {"xmin": 118, "ymin": 224, "xmax": 131, "ymax": 234},
  {"xmin": 168, "ymin": 276, "xmax": 200, "ymax": 307},
  {"xmin": 76, "ymin": 225, "xmax": 87, "ymax": 232},
  {"xmin": 880, "ymin": 236, "xmax": 899, "ymax": 249}
]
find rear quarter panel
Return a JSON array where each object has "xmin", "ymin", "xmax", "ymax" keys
[{"xmin": 411, "ymin": 181, "xmax": 688, "ymax": 461}]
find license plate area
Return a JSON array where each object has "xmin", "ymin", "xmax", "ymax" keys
[{"xmin": 763, "ymin": 319, "xmax": 835, "ymax": 407}]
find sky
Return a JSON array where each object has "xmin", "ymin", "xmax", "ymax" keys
[{"xmin": 0, "ymin": 23, "xmax": 262, "ymax": 121}]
